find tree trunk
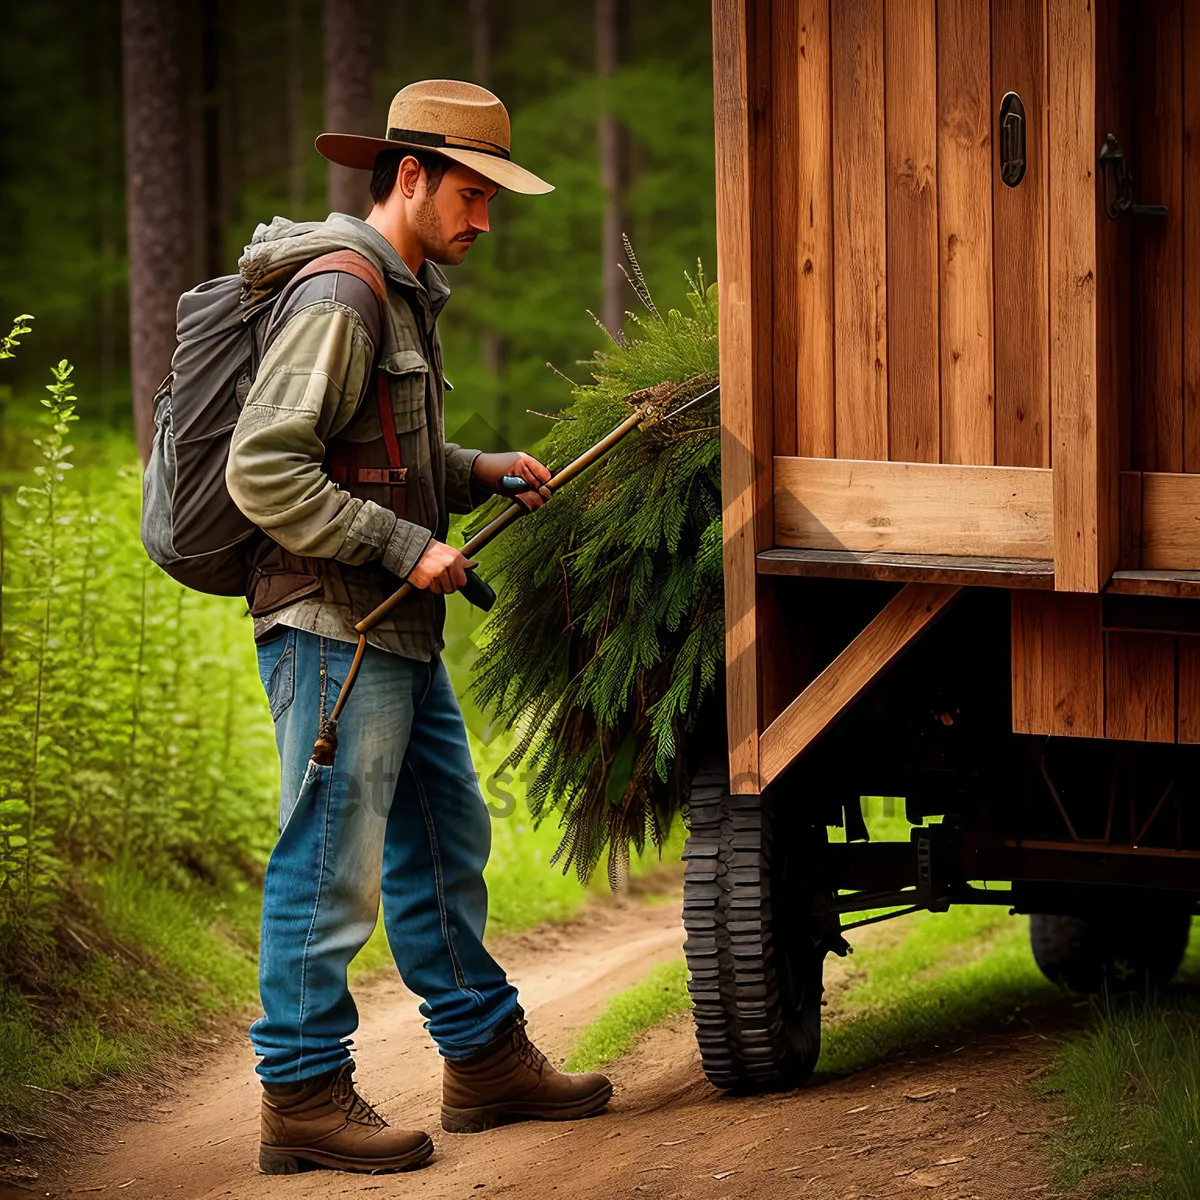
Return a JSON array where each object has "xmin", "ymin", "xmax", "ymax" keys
[
  {"xmin": 470, "ymin": 0, "xmax": 491, "ymax": 85},
  {"xmin": 470, "ymin": 0, "xmax": 512, "ymax": 445},
  {"xmin": 596, "ymin": 0, "xmax": 630, "ymax": 339},
  {"xmin": 98, "ymin": 11, "xmax": 120, "ymax": 398},
  {"xmin": 122, "ymin": 0, "xmax": 189, "ymax": 464},
  {"xmin": 323, "ymin": 0, "xmax": 375, "ymax": 217},
  {"xmin": 199, "ymin": 0, "xmax": 223, "ymax": 280},
  {"xmin": 288, "ymin": 0, "xmax": 307, "ymax": 216}
]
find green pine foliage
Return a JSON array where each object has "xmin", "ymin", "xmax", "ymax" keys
[
  {"xmin": 465, "ymin": 262, "xmax": 723, "ymax": 884},
  {"xmin": 0, "ymin": 318, "xmax": 279, "ymax": 941}
]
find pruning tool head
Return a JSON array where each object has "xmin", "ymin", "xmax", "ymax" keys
[{"xmin": 638, "ymin": 380, "xmax": 721, "ymax": 427}]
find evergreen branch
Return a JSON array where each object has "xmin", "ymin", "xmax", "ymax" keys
[{"xmin": 466, "ymin": 260, "xmax": 722, "ymax": 883}]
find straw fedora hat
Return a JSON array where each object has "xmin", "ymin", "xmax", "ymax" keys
[{"xmin": 316, "ymin": 79, "xmax": 553, "ymax": 196}]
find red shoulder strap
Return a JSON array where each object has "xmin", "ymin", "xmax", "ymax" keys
[
  {"xmin": 375, "ymin": 373, "xmax": 403, "ymax": 473},
  {"xmin": 291, "ymin": 249, "xmax": 388, "ymax": 310},
  {"xmin": 299, "ymin": 250, "xmax": 407, "ymax": 518}
]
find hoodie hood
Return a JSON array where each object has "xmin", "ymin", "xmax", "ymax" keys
[{"xmin": 237, "ymin": 213, "xmax": 450, "ymax": 319}]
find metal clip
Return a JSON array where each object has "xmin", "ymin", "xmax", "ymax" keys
[{"xmin": 1099, "ymin": 133, "xmax": 1168, "ymax": 220}]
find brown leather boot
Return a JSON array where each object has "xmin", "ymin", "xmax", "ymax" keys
[
  {"xmin": 441, "ymin": 1018, "xmax": 613, "ymax": 1133},
  {"xmin": 259, "ymin": 1063, "xmax": 434, "ymax": 1175}
]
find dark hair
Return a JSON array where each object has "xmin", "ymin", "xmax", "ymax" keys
[{"xmin": 369, "ymin": 148, "xmax": 450, "ymax": 203}]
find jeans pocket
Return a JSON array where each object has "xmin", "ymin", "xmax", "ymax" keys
[
  {"xmin": 259, "ymin": 628, "xmax": 297, "ymax": 721},
  {"xmin": 281, "ymin": 758, "xmax": 328, "ymax": 832}
]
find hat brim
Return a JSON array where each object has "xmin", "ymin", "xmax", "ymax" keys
[{"xmin": 314, "ymin": 133, "xmax": 554, "ymax": 195}]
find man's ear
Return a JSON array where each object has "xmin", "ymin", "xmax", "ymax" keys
[{"xmin": 397, "ymin": 155, "xmax": 423, "ymax": 200}]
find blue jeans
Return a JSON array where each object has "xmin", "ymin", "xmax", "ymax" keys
[{"xmin": 250, "ymin": 627, "xmax": 520, "ymax": 1082}]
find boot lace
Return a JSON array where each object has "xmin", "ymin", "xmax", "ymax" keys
[
  {"xmin": 330, "ymin": 1065, "xmax": 387, "ymax": 1128},
  {"xmin": 513, "ymin": 1019, "xmax": 548, "ymax": 1076}
]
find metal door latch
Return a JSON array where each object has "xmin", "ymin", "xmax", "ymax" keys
[
  {"xmin": 1099, "ymin": 133, "xmax": 1168, "ymax": 219},
  {"xmin": 999, "ymin": 92, "xmax": 1026, "ymax": 187}
]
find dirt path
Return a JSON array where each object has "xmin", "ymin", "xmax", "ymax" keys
[{"xmin": 38, "ymin": 895, "xmax": 1082, "ymax": 1200}]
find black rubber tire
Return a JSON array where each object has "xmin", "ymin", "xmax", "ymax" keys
[
  {"xmin": 682, "ymin": 765, "xmax": 826, "ymax": 1092},
  {"xmin": 1030, "ymin": 906, "xmax": 1193, "ymax": 994}
]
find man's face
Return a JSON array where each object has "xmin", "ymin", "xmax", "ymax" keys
[{"xmin": 412, "ymin": 162, "xmax": 499, "ymax": 266}]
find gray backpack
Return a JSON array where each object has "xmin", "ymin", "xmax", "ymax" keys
[{"xmin": 140, "ymin": 250, "xmax": 385, "ymax": 596}]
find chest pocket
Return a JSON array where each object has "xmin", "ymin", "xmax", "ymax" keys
[{"xmin": 381, "ymin": 349, "xmax": 429, "ymax": 433}]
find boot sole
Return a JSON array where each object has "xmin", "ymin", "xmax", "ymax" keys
[
  {"xmin": 259, "ymin": 1134, "xmax": 435, "ymax": 1175},
  {"xmin": 440, "ymin": 1080, "xmax": 614, "ymax": 1134}
]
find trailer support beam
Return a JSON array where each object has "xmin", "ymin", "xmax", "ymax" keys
[{"xmin": 757, "ymin": 583, "xmax": 961, "ymax": 788}]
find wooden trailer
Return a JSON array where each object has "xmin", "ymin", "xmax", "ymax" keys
[{"xmin": 684, "ymin": 0, "xmax": 1200, "ymax": 1090}]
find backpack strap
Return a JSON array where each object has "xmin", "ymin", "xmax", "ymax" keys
[
  {"xmin": 288, "ymin": 251, "xmax": 409, "ymax": 521},
  {"xmin": 290, "ymin": 249, "xmax": 388, "ymax": 309}
]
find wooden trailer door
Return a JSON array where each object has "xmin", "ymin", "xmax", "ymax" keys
[
  {"xmin": 759, "ymin": 0, "xmax": 1123, "ymax": 585},
  {"xmin": 715, "ymin": 0, "xmax": 1138, "ymax": 789}
]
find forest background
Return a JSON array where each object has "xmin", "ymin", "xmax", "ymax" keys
[{"xmin": 0, "ymin": 0, "xmax": 714, "ymax": 1135}]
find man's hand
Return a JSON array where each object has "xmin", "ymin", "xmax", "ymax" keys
[
  {"xmin": 408, "ymin": 539, "xmax": 476, "ymax": 594},
  {"xmin": 472, "ymin": 451, "xmax": 552, "ymax": 511}
]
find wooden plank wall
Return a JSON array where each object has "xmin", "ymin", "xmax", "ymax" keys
[
  {"xmin": 831, "ymin": 0, "xmax": 888, "ymax": 460},
  {"xmin": 1178, "ymin": 639, "xmax": 1200, "ymax": 743},
  {"xmin": 884, "ymin": 0, "xmax": 939, "ymax": 462},
  {"xmin": 775, "ymin": 459, "xmax": 1053, "ymax": 558},
  {"xmin": 778, "ymin": 0, "xmax": 1050, "ymax": 473},
  {"xmin": 1104, "ymin": 631, "xmax": 1175, "ymax": 742},
  {"xmin": 771, "ymin": 1, "xmax": 800, "ymax": 461},
  {"xmin": 1097, "ymin": 0, "xmax": 1131, "ymax": 477},
  {"xmin": 992, "ymin": 0, "xmax": 1049, "ymax": 469},
  {"xmin": 1012, "ymin": 592, "xmax": 1104, "ymax": 737},
  {"xmin": 713, "ymin": 0, "xmax": 765, "ymax": 792},
  {"xmin": 1123, "ymin": 0, "xmax": 1200, "ymax": 479},
  {"xmin": 1131, "ymin": 0, "xmax": 1184, "ymax": 474},
  {"xmin": 1012, "ymin": 548, "xmax": 1200, "ymax": 742},
  {"xmin": 1048, "ymin": 0, "xmax": 1117, "ymax": 593},
  {"xmin": 1098, "ymin": 1, "xmax": 1200, "ymax": 578},
  {"xmin": 792, "ymin": 1, "xmax": 836, "ymax": 459},
  {"xmin": 1186, "ymin": 3, "xmax": 1200, "ymax": 472},
  {"xmin": 938, "ymin": 0, "xmax": 995, "ymax": 466},
  {"xmin": 1012, "ymin": 591, "xmax": 1200, "ymax": 744}
]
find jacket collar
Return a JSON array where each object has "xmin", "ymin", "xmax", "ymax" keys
[
  {"xmin": 239, "ymin": 213, "xmax": 451, "ymax": 325},
  {"xmin": 326, "ymin": 214, "xmax": 451, "ymax": 323}
]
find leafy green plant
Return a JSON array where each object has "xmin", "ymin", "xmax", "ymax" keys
[
  {"xmin": 0, "ymin": 326, "xmax": 279, "ymax": 941},
  {"xmin": 465, "ymin": 259, "xmax": 722, "ymax": 884},
  {"xmin": 0, "ymin": 314, "xmax": 33, "ymax": 361},
  {"xmin": 12, "ymin": 359, "xmax": 79, "ymax": 915}
]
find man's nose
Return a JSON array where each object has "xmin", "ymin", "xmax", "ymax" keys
[{"xmin": 471, "ymin": 200, "xmax": 490, "ymax": 234}]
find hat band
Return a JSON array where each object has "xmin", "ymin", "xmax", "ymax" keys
[{"xmin": 387, "ymin": 126, "xmax": 511, "ymax": 161}]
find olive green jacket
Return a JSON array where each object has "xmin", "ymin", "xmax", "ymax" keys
[{"xmin": 227, "ymin": 214, "xmax": 487, "ymax": 661}]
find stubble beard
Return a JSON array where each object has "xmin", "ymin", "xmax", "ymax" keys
[{"xmin": 414, "ymin": 195, "xmax": 465, "ymax": 266}]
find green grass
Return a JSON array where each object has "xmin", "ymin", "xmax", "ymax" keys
[
  {"xmin": 818, "ymin": 905, "xmax": 1052, "ymax": 1075},
  {"xmin": 1040, "ymin": 922, "xmax": 1200, "ymax": 1199},
  {"xmin": 0, "ymin": 865, "xmax": 262, "ymax": 1137},
  {"xmin": 564, "ymin": 959, "xmax": 691, "ymax": 1072}
]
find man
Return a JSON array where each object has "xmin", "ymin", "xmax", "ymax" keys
[{"xmin": 226, "ymin": 79, "xmax": 612, "ymax": 1177}]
